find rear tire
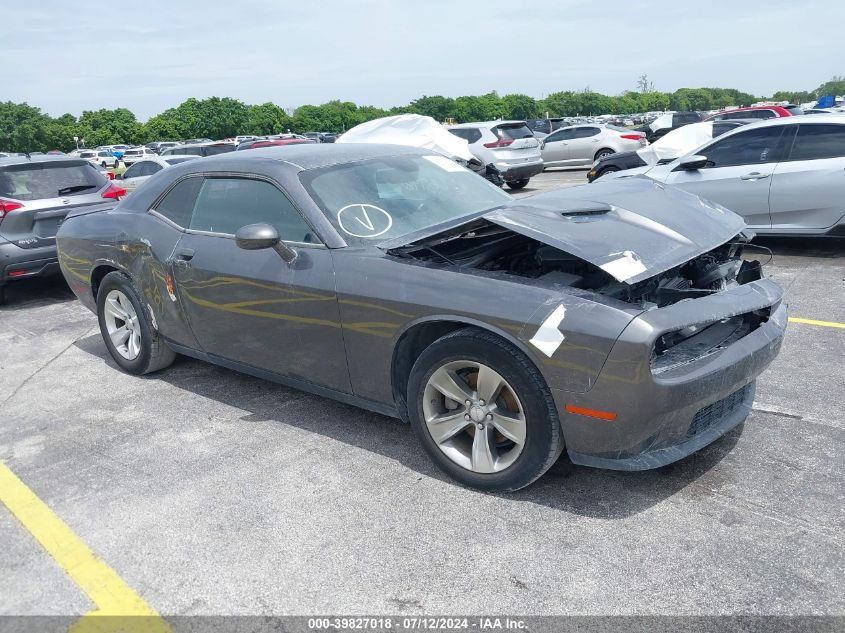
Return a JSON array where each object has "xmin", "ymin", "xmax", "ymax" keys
[
  {"xmin": 506, "ymin": 179, "xmax": 530, "ymax": 190},
  {"xmin": 407, "ymin": 328, "xmax": 564, "ymax": 491},
  {"xmin": 101, "ymin": 161, "xmax": 107, "ymax": 167},
  {"xmin": 96, "ymin": 271, "xmax": 175, "ymax": 375},
  {"xmin": 595, "ymin": 148, "xmax": 615, "ymax": 161}
]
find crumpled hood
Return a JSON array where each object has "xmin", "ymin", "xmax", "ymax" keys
[{"xmin": 486, "ymin": 176, "xmax": 746, "ymax": 284}]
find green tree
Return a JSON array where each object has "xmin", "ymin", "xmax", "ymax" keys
[
  {"xmin": 407, "ymin": 95, "xmax": 455, "ymax": 122},
  {"xmin": 78, "ymin": 108, "xmax": 145, "ymax": 146},
  {"xmin": 815, "ymin": 76, "xmax": 845, "ymax": 98},
  {"xmin": 245, "ymin": 102, "xmax": 291, "ymax": 135},
  {"xmin": 500, "ymin": 94, "xmax": 540, "ymax": 120},
  {"xmin": 0, "ymin": 101, "xmax": 51, "ymax": 152}
]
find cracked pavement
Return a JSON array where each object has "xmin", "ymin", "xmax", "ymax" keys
[{"xmin": 0, "ymin": 172, "xmax": 843, "ymax": 616}]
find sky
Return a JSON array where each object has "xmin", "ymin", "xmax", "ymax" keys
[{"xmin": 1, "ymin": 0, "xmax": 842, "ymax": 121}]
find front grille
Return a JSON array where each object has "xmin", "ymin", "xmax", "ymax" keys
[{"xmin": 687, "ymin": 384, "xmax": 752, "ymax": 437}]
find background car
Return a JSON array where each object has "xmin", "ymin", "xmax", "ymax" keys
[
  {"xmin": 540, "ymin": 124, "xmax": 646, "ymax": 168},
  {"xmin": 161, "ymin": 141, "xmax": 236, "ymax": 157},
  {"xmin": 144, "ymin": 141, "xmax": 179, "ymax": 154},
  {"xmin": 78, "ymin": 149, "xmax": 118, "ymax": 168},
  {"xmin": 447, "ymin": 120, "xmax": 543, "ymax": 189},
  {"xmin": 609, "ymin": 114, "xmax": 845, "ymax": 236},
  {"xmin": 636, "ymin": 111, "xmax": 703, "ymax": 142},
  {"xmin": 0, "ymin": 155, "xmax": 123, "ymax": 303},
  {"xmin": 706, "ymin": 105, "xmax": 802, "ymax": 121},
  {"xmin": 121, "ymin": 146, "xmax": 158, "ymax": 165},
  {"xmin": 525, "ymin": 118, "xmax": 567, "ymax": 140},
  {"xmin": 118, "ymin": 155, "xmax": 198, "ymax": 193},
  {"xmin": 588, "ymin": 120, "xmax": 750, "ymax": 181}
]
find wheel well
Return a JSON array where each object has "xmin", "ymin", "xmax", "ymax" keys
[
  {"xmin": 391, "ymin": 321, "xmax": 471, "ymax": 422},
  {"xmin": 90, "ymin": 264, "xmax": 120, "ymax": 300},
  {"xmin": 594, "ymin": 147, "xmax": 615, "ymax": 160}
]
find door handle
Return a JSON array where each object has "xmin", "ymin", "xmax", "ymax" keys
[
  {"xmin": 740, "ymin": 172, "xmax": 770, "ymax": 181},
  {"xmin": 175, "ymin": 247, "xmax": 195, "ymax": 261}
]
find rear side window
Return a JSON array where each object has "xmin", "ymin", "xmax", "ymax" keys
[
  {"xmin": 189, "ymin": 177, "xmax": 316, "ymax": 243},
  {"xmin": 203, "ymin": 144, "xmax": 235, "ymax": 156},
  {"xmin": 788, "ymin": 124, "xmax": 845, "ymax": 160},
  {"xmin": 154, "ymin": 177, "xmax": 203, "ymax": 227},
  {"xmin": 0, "ymin": 161, "xmax": 105, "ymax": 200},
  {"xmin": 138, "ymin": 162, "xmax": 163, "ymax": 177},
  {"xmin": 572, "ymin": 127, "xmax": 601, "ymax": 138},
  {"xmin": 702, "ymin": 127, "xmax": 785, "ymax": 168},
  {"xmin": 448, "ymin": 128, "xmax": 482, "ymax": 144},
  {"xmin": 494, "ymin": 124, "xmax": 534, "ymax": 140}
]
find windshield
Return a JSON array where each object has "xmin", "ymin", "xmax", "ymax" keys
[{"xmin": 300, "ymin": 154, "xmax": 511, "ymax": 245}]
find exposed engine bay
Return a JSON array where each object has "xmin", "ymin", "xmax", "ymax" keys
[{"xmin": 388, "ymin": 220, "xmax": 766, "ymax": 310}]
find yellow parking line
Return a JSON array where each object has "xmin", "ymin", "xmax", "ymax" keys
[
  {"xmin": 789, "ymin": 317, "xmax": 845, "ymax": 329},
  {"xmin": 0, "ymin": 462, "xmax": 171, "ymax": 633}
]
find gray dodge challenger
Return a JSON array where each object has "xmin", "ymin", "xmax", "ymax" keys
[{"xmin": 56, "ymin": 144, "xmax": 787, "ymax": 491}]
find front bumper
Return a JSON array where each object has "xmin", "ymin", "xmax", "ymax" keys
[
  {"xmin": 553, "ymin": 278, "xmax": 787, "ymax": 470},
  {"xmin": 0, "ymin": 240, "xmax": 60, "ymax": 285}
]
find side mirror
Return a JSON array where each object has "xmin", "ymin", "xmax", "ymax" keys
[
  {"xmin": 677, "ymin": 154, "xmax": 709, "ymax": 171},
  {"xmin": 234, "ymin": 223, "xmax": 297, "ymax": 264},
  {"xmin": 540, "ymin": 141, "xmax": 546, "ymax": 150}
]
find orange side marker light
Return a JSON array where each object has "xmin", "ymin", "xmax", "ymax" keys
[{"xmin": 565, "ymin": 405, "xmax": 618, "ymax": 421}]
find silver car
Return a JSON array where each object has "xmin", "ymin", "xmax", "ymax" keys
[
  {"xmin": 119, "ymin": 155, "xmax": 198, "ymax": 194},
  {"xmin": 0, "ymin": 155, "xmax": 119, "ymax": 302},
  {"xmin": 541, "ymin": 124, "xmax": 646, "ymax": 168},
  {"xmin": 447, "ymin": 120, "xmax": 543, "ymax": 190},
  {"xmin": 608, "ymin": 114, "xmax": 845, "ymax": 236}
]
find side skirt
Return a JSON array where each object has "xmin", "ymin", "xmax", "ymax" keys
[{"xmin": 165, "ymin": 340, "xmax": 400, "ymax": 420}]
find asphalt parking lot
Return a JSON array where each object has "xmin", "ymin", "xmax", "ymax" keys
[{"xmin": 0, "ymin": 168, "xmax": 843, "ymax": 623}]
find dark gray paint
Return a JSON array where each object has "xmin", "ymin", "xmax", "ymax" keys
[{"xmin": 56, "ymin": 144, "xmax": 787, "ymax": 469}]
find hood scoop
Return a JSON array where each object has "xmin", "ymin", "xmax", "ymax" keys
[{"xmin": 558, "ymin": 202, "xmax": 612, "ymax": 217}]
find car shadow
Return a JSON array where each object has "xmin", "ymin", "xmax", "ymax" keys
[
  {"xmin": 0, "ymin": 276, "xmax": 76, "ymax": 311},
  {"xmin": 73, "ymin": 333, "xmax": 740, "ymax": 520},
  {"xmin": 754, "ymin": 236, "xmax": 844, "ymax": 260}
]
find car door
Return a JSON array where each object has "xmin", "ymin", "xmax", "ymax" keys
[
  {"xmin": 664, "ymin": 125, "xmax": 790, "ymax": 229},
  {"xmin": 169, "ymin": 175, "xmax": 351, "ymax": 393},
  {"xmin": 122, "ymin": 161, "xmax": 162, "ymax": 193},
  {"xmin": 769, "ymin": 123, "xmax": 845, "ymax": 231},
  {"xmin": 541, "ymin": 128, "xmax": 575, "ymax": 165},
  {"xmin": 565, "ymin": 127, "xmax": 603, "ymax": 165}
]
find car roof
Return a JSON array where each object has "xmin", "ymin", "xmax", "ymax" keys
[
  {"xmin": 0, "ymin": 154, "xmax": 89, "ymax": 168},
  {"xmin": 190, "ymin": 142, "xmax": 431, "ymax": 171},
  {"xmin": 724, "ymin": 113, "xmax": 845, "ymax": 130}
]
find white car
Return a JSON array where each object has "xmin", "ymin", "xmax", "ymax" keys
[
  {"xmin": 78, "ymin": 149, "xmax": 117, "ymax": 168},
  {"xmin": 447, "ymin": 120, "xmax": 543, "ymax": 190},
  {"xmin": 540, "ymin": 124, "xmax": 646, "ymax": 168},
  {"xmin": 605, "ymin": 114, "xmax": 845, "ymax": 236},
  {"xmin": 118, "ymin": 155, "xmax": 198, "ymax": 193},
  {"xmin": 120, "ymin": 146, "xmax": 158, "ymax": 165}
]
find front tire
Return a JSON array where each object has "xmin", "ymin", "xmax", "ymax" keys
[
  {"xmin": 407, "ymin": 328, "xmax": 564, "ymax": 491},
  {"xmin": 506, "ymin": 178, "xmax": 530, "ymax": 190},
  {"xmin": 96, "ymin": 271, "xmax": 175, "ymax": 375}
]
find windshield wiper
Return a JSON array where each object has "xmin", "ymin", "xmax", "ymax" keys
[{"xmin": 58, "ymin": 185, "xmax": 97, "ymax": 195}]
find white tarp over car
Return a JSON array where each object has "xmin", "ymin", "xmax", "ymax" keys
[
  {"xmin": 337, "ymin": 114, "xmax": 475, "ymax": 162},
  {"xmin": 636, "ymin": 121, "xmax": 715, "ymax": 165}
]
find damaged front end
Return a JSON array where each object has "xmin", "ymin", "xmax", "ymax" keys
[{"xmin": 385, "ymin": 178, "xmax": 787, "ymax": 469}]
